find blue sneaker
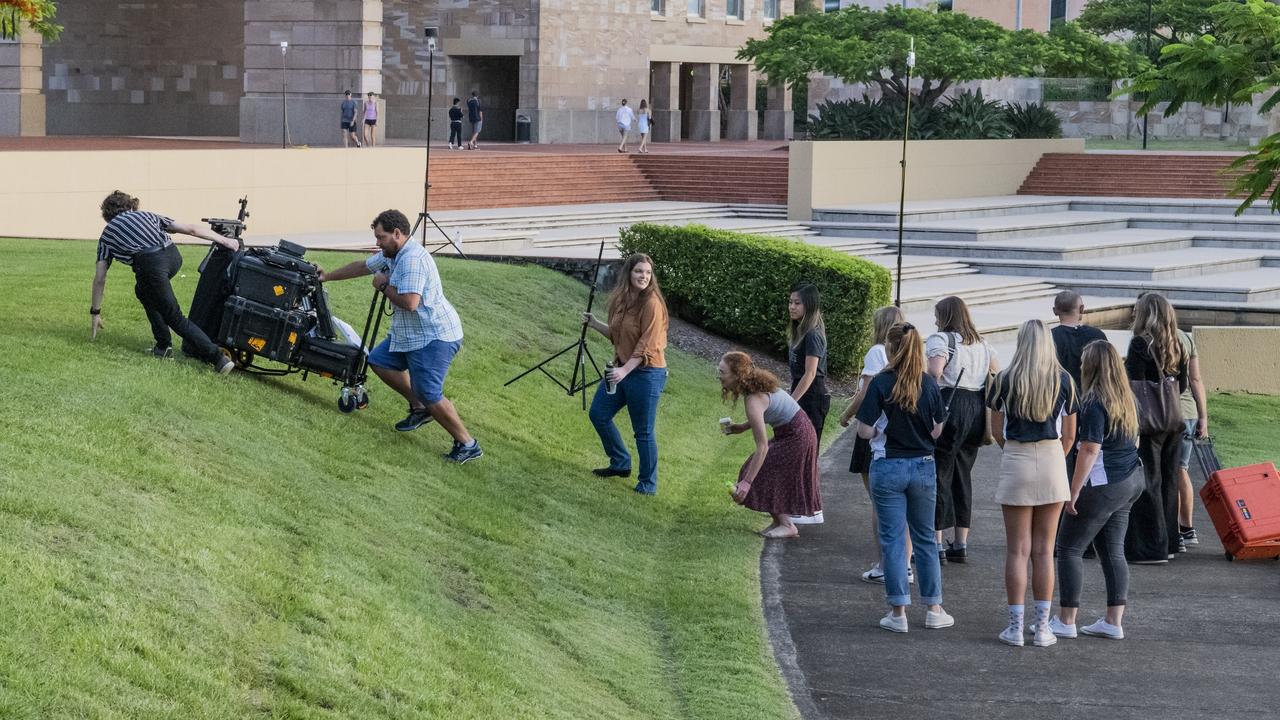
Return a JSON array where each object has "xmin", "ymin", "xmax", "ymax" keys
[{"xmin": 444, "ymin": 439, "xmax": 483, "ymax": 464}]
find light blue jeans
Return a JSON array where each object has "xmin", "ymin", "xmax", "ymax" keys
[{"xmin": 870, "ymin": 456, "xmax": 943, "ymax": 607}]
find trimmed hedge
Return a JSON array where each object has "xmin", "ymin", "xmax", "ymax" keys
[{"xmin": 617, "ymin": 223, "xmax": 892, "ymax": 378}]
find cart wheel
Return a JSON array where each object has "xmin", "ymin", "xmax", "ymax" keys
[
  {"xmin": 233, "ymin": 349, "xmax": 255, "ymax": 370},
  {"xmin": 1224, "ymin": 552, "xmax": 1234, "ymax": 562},
  {"xmin": 355, "ymin": 388, "xmax": 369, "ymax": 410},
  {"xmin": 338, "ymin": 394, "xmax": 357, "ymax": 414}
]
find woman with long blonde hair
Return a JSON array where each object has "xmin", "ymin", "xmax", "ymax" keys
[
  {"xmin": 988, "ymin": 320, "xmax": 1077, "ymax": 648},
  {"xmin": 839, "ymin": 305, "xmax": 913, "ymax": 583},
  {"xmin": 855, "ymin": 323, "xmax": 953, "ymax": 634},
  {"xmin": 720, "ymin": 352, "xmax": 821, "ymax": 538},
  {"xmin": 1123, "ymin": 293, "xmax": 1190, "ymax": 563},
  {"xmin": 582, "ymin": 254, "xmax": 670, "ymax": 495},
  {"xmin": 1050, "ymin": 340, "xmax": 1144, "ymax": 641}
]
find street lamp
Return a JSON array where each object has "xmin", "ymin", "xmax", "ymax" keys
[{"xmin": 280, "ymin": 41, "xmax": 289, "ymax": 149}]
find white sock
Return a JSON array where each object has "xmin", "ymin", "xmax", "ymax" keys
[
  {"xmin": 1034, "ymin": 600, "xmax": 1052, "ymax": 626},
  {"xmin": 1008, "ymin": 604, "xmax": 1025, "ymax": 627}
]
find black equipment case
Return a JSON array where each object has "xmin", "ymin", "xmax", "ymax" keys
[{"xmin": 218, "ymin": 296, "xmax": 310, "ymax": 364}]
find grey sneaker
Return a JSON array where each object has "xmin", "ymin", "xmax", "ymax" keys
[
  {"xmin": 395, "ymin": 407, "xmax": 434, "ymax": 432},
  {"xmin": 444, "ymin": 439, "xmax": 483, "ymax": 464},
  {"xmin": 214, "ymin": 354, "xmax": 235, "ymax": 375},
  {"xmin": 149, "ymin": 345, "xmax": 174, "ymax": 359}
]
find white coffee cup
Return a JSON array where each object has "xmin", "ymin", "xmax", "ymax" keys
[{"xmin": 719, "ymin": 417, "xmax": 733, "ymax": 434}]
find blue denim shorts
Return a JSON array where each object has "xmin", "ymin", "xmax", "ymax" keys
[
  {"xmin": 1177, "ymin": 418, "xmax": 1197, "ymax": 470},
  {"xmin": 368, "ymin": 338, "xmax": 460, "ymax": 404}
]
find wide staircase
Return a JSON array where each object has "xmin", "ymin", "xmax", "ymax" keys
[
  {"xmin": 632, "ymin": 154, "xmax": 789, "ymax": 205},
  {"xmin": 805, "ymin": 195, "xmax": 1280, "ymax": 347},
  {"xmin": 1018, "ymin": 153, "xmax": 1248, "ymax": 199},
  {"xmin": 424, "ymin": 152, "xmax": 790, "ymax": 210}
]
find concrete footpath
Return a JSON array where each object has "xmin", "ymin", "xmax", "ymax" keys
[{"xmin": 765, "ymin": 429, "xmax": 1279, "ymax": 720}]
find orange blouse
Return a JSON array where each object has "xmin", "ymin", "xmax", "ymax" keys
[{"xmin": 609, "ymin": 293, "xmax": 669, "ymax": 369}]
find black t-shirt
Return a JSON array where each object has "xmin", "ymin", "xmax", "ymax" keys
[
  {"xmin": 1125, "ymin": 335, "xmax": 1189, "ymax": 393},
  {"xmin": 467, "ymin": 97, "xmax": 481, "ymax": 122},
  {"xmin": 987, "ymin": 370, "xmax": 1078, "ymax": 442},
  {"xmin": 788, "ymin": 329, "xmax": 828, "ymax": 390},
  {"xmin": 1075, "ymin": 398, "xmax": 1141, "ymax": 485},
  {"xmin": 855, "ymin": 370, "xmax": 945, "ymax": 459},
  {"xmin": 1052, "ymin": 324, "xmax": 1107, "ymax": 390},
  {"xmin": 449, "ymin": 106, "xmax": 463, "ymax": 123}
]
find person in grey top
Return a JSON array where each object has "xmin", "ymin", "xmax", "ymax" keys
[{"xmin": 340, "ymin": 90, "xmax": 361, "ymax": 148}]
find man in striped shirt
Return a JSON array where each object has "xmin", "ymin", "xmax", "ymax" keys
[{"xmin": 90, "ymin": 190, "xmax": 239, "ymax": 374}]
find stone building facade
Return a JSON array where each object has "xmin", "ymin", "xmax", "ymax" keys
[{"xmin": 0, "ymin": 0, "xmax": 795, "ymax": 144}]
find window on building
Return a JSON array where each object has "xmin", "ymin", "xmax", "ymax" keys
[
  {"xmin": 652, "ymin": 0, "xmax": 665, "ymax": 14},
  {"xmin": 688, "ymin": 0, "xmax": 704, "ymax": 18},
  {"xmin": 1051, "ymin": 0, "xmax": 1067, "ymax": 28},
  {"xmin": 728, "ymin": 0, "xmax": 744, "ymax": 19},
  {"xmin": 764, "ymin": 0, "xmax": 780, "ymax": 20},
  {"xmin": 824, "ymin": 0, "xmax": 841, "ymax": 11}
]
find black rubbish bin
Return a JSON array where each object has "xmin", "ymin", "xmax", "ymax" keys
[{"xmin": 515, "ymin": 113, "xmax": 532, "ymax": 143}]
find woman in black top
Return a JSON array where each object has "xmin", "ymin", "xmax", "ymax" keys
[
  {"xmin": 1124, "ymin": 293, "xmax": 1189, "ymax": 564},
  {"xmin": 787, "ymin": 283, "xmax": 829, "ymax": 442}
]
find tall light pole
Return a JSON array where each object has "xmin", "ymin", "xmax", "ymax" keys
[
  {"xmin": 1142, "ymin": 0, "xmax": 1151, "ymax": 150},
  {"xmin": 894, "ymin": 37, "xmax": 916, "ymax": 309},
  {"xmin": 280, "ymin": 41, "xmax": 289, "ymax": 149}
]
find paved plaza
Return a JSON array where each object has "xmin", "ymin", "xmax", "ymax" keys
[{"xmin": 768, "ymin": 433, "xmax": 1280, "ymax": 720}]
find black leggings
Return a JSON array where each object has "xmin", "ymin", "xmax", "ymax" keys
[
  {"xmin": 935, "ymin": 388, "xmax": 985, "ymax": 531},
  {"xmin": 132, "ymin": 246, "xmax": 221, "ymax": 365},
  {"xmin": 1058, "ymin": 470, "xmax": 1143, "ymax": 607},
  {"xmin": 793, "ymin": 379, "xmax": 830, "ymax": 444}
]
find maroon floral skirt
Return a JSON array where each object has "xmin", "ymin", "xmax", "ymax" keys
[{"xmin": 740, "ymin": 411, "xmax": 822, "ymax": 516}]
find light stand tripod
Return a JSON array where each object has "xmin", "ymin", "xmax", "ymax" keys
[
  {"xmin": 894, "ymin": 37, "xmax": 916, "ymax": 309},
  {"xmin": 504, "ymin": 238, "xmax": 608, "ymax": 410},
  {"xmin": 413, "ymin": 26, "xmax": 465, "ymax": 257}
]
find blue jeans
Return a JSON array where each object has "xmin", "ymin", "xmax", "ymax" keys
[
  {"xmin": 870, "ymin": 456, "xmax": 943, "ymax": 607},
  {"xmin": 589, "ymin": 367, "xmax": 667, "ymax": 494}
]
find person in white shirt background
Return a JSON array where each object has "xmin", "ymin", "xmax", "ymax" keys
[{"xmin": 616, "ymin": 99, "xmax": 635, "ymax": 153}]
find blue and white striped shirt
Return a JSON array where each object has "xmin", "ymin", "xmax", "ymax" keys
[
  {"xmin": 96, "ymin": 211, "xmax": 174, "ymax": 266},
  {"xmin": 365, "ymin": 242, "xmax": 463, "ymax": 351}
]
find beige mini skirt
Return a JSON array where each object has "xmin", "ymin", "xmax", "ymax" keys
[{"xmin": 995, "ymin": 439, "xmax": 1070, "ymax": 506}]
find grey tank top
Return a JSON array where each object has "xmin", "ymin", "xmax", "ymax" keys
[{"xmin": 762, "ymin": 389, "xmax": 801, "ymax": 427}]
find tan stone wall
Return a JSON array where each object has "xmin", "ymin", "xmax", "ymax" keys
[
  {"xmin": 43, "ymin": 0, "xmax": 245, "ymax": 136},
  {"xmin": 0, "ymin": 147, "xmax": 425, "ymax": 240},
  {"xmin": 1195, "ymin": 327, "xmax": 1280, "ymax": 396},
  {"xmin": 788, "ymin": 138, "xmax": 1085, "ymax": 220},
  {"xmin": 956, "ymin": 0, "xmax": 1052, "ymax": 31}
]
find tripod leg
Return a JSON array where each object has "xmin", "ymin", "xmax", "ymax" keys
[{"xmin": 505, "ymin": 341, "xmax": 581, "ymax": 387}]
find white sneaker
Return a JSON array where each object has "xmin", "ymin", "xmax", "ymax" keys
[
  {"xmin": 1080, "ymin": 619, "xmax": 1125, "ymax": 640},
  {"xmin": 1048, "ymin": 616, "xmax": 1077, "ymax": 639},
  {"xmin": 879, "ymin": 612, "xmax": 908, "ymax": 633},
  {"xmin": 999, "ymin": 623, "xmax": 1025, "ymax": 647},
  {"xmin": 790, "ymin": 511, "xmax": 824, "ymax": 525},
  {"xmin": 1033, "ymin": 623, "xmax": 1058, "ymax": 647},
  {"xmin": 908, "ymin": 566, "xmax": 915, "ymax": 585},
  {"xmin": 860, "ymin": 563, "xmax": 885, "ymax": 584},
  {"xmin": 925, "ymin": 608, "xmax": 954, "ymax": 629}
]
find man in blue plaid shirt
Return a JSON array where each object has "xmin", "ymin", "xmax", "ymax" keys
[{"xmin": 320, "ymin": 209, "xmax": 482, "ymax": 463}]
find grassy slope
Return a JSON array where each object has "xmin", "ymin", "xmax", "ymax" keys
[
  {"xmin": 1209, "ymin": 392, "xmax": 1280, "ymax": 468},
  {"xmin": 0, "ymin": 240, "xmax": 797, "ymax": 720}
]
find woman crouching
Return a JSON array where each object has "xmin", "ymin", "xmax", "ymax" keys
[{"xmin": 720, "ymin": 352, "xmax": 822, "ymax": 539}]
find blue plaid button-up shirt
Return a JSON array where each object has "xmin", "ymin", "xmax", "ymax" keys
[{"xmin": 366, "ymin": 242, "xmax": 463, "ymax": 351}]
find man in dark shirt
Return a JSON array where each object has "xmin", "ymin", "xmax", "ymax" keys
[
  {"xmin": 1050, "ymin": 290, "xmax": 1107, "ymax": 391},
  {"xmin": 466, "ymin": 91, "xmax": 483, "ymax": 149},
  {"xmin": 90, "ymin": 190, "xmax": 238, "ymax": 374},
  {"xmin": 340, "ymin": 90, "xmax": 361, "ymax": 148}
]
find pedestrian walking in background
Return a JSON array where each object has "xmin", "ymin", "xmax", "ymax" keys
[
  {"xmin": 448, "ymin": 97, "xmax": 464, "ymax": 150},
  {"xmin": 616, "ymin": 99, "xmax": 634, "ymax": 153},
  {"xmin": 467, "ymin": 91, "xmax": 484, "ymax": 150},
  {"xmin": 340, "ymin": 90, "xmax": 361, "ymax": 147},
  {"xmin": 855, "ymin": 323, "xmax": 953, "ymax": 634},
  {"xmin": 988, "ymin": 319, "xmax": 1077, "ymax": 648},
  {"xmin": 721, "ymin": 352, "xmax": 822, "ymax": 539},
  {"xmin": 637, "ymin": 99, "xmax": 651, "ymax": 153},
  {"xmin": 925, "ymin": 296, "xmax": 998, "ymax": 565},
  {"xmin": 362, "ymin": 91, "xmax": 379, "ymax": 147}
]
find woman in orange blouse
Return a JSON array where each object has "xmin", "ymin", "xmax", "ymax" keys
[{"xmin": 582, "ymin": 254, "xmax": 671, "ymax": 495}]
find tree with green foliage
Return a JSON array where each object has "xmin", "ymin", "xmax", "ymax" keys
[
  {"xmin": 1078, "ymin": 0, "xmax": 1221, "ymax": 60},
  {"xmin": 0, "ymin": 0, "xmax": 61, "ymax": 41},
  {"xmin": 1128, "ymin": 0, "xmax": 1280, "ymax": 212},
  {"xmin": 739, "ymin": 5, "xmax": 1141, "ymax": 109}
]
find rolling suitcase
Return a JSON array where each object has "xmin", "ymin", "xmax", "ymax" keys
[{"xmin": 1199, "ymin": 462, "xmax": 1280, "ymax": 561}]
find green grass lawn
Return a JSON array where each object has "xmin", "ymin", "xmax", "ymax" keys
[
  {"xmin": 1084, "ymin": 137, "xmax": 1253, "ymax": 152},
  {"xmin": 1209, "ymin": 392, "xmax": 1280, "ymax": 468},
  {"xmin": 0, "ymin": 239, "xmax": 798, "ymax": 719}
]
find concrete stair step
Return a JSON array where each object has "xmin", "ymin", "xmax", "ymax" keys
[
  {"xmin": 963, "ymin": 247, "xmax": 1268, "ymax": 282},
  {"xmin": 1063, "ymin": 267, "xmax": 1280, "ymax": 303}
]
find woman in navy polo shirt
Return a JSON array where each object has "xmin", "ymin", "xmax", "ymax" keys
[
  {"xmin": 1052, "ymin": 340, "xmax": 1143, "ymax": 641},
  {"xmin": 855, "ymin": 323, "xmax": 954, "ymax": 634},
  {"xmin": 988, "ymin": 319, "xmax": 1077, "ymax": 648}
]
